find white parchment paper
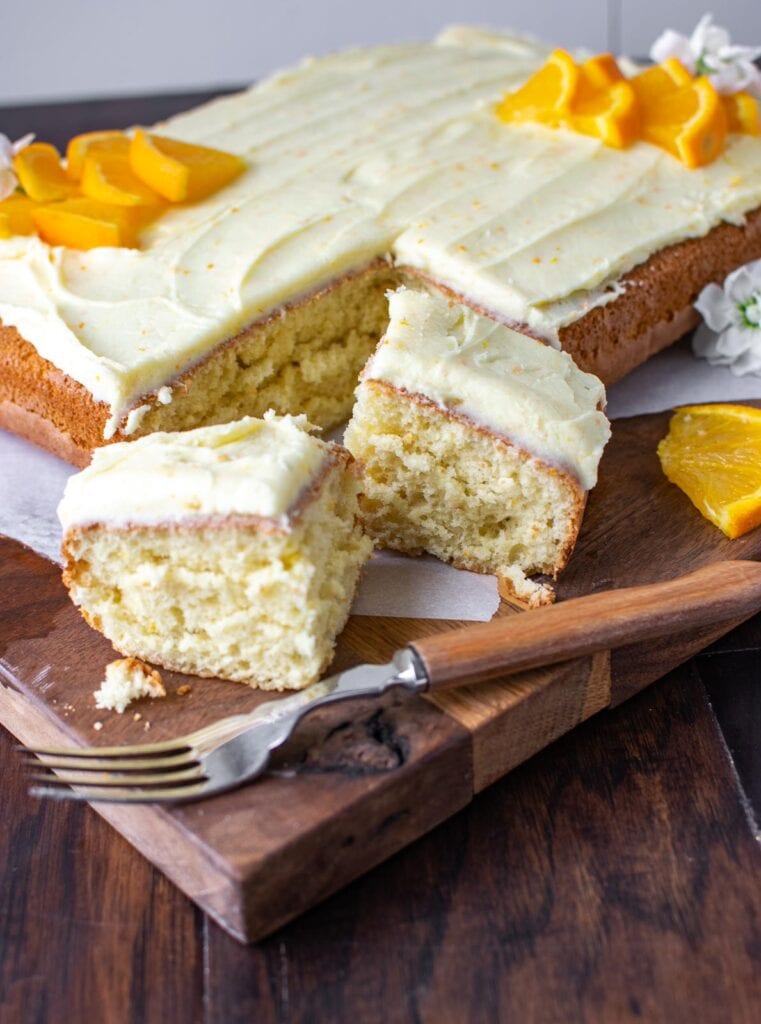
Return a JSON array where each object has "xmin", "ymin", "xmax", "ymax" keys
[{"xmin": 2, "ymin": 337, "xmax": 759, "ymax": 620}]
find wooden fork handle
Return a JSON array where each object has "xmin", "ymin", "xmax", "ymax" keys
[{"xmin": 411, "ymin": 560, "xmax": 761, "ymax": 691}]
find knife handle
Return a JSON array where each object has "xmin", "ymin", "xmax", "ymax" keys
[{"xmin": 411, "ymin": 560, "xmax": 761, "ymax": 691}]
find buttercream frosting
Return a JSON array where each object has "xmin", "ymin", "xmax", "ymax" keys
[
  {"xmin": 359, "ymin": 286, "xmax": 610, "ymax": 490},
  {"xmin": 3, "ymin": 26, "xmax": 761, "ymax": 436},
  {"xmin": 57, "ymin": 412, "xmax": 329, "ymax": 530}
]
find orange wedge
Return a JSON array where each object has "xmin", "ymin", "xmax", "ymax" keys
[
  {"xmin": 578, "ymin": 53, "xmax": 624, "ymax": 93},
  {"xmin": 81, "ymin": 150, "xmax": 163, "ymax": 206},
  {"xmin": 495, "ymin": 49, "xmax": 580, "ymax": 127},
  {"xmin": 0, "ymin": 194, "xmax": 37, "ymax": 237},
  {"xmin": 723, "ymin": 92, "xmax": 761, "ymax": 136},
  {"xmin": 629, "ymin": 58, "xmax": 693, "ymax": 109},
  {"xmin": 658, "ymin": 404, "xmax": 761, "ymax": 539},
  {"xmin": 32, "ymin": 198, "xmax": 143, "ymax": 250},
  {"xmin": 13, "ymin": 143, "xmax": 78, "ymax": 202},
  {"xmin": 130, "ymin": 130, "xmax": 246, "ymax": 202},
  {"xmin": 571, "ymin": 79, "xmax": 639, "ymax": 149},
  {"xmin": 66, "ymin": 131, "xmax": 130, "ymax": 180},
  {"xmin": 640, "ymin": 76, "xmax": 727, "ymax": 168}
]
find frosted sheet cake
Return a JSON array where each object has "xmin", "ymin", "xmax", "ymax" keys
[{"xmin": 1, "ymin": 26, "xmax": 761, "ymax": 465}]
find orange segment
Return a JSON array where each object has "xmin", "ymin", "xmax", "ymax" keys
[
  {"xmin": 495, "ymin": 49, "xmax": 580, "ymax": 127},
  {"xmin": 657, "ymin": 404, "xmax": 761, "ymax": 539},
  {"xmin": 571, "ymin": 79, "xmax": 639, "ymax": 149},
  {"xmin": 66, "ymin": 131, "xmax": 130, "ymax": 180},
  {"xmin": 640, "ymin": 76, "xmax": 727, "ymax": 168},
  {"xmin": 81, "ymin": 150, "xmax": 163, "ymax": 206},
  {"xmin": 0, "ymin": 194, "xmax": 38, "ymax": 237},
  {"xmin": 723, "ymin": 92, "xmax": 761, "ymax": 136},
  {"xmin": 13, "ymin": 143, "xmax": 78, "ymax": 202},
  {"xmin": 130, "ymin": 130, "xmax": 246, "ymax": 202},
  {"xmin": 32, "ymin": 198, "xmax": 142, "ymax": 250},
  {"xmin": 578, "ymin": 53, "xmax": 624, "ymax": 93},
  {"xmin": 629, "ymin": 58, "xmax": 692, "ymax": 108}
]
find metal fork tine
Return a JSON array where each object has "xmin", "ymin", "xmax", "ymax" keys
[
  {"xmin": 29, "ymin": 780, "xmax": 209, "ymax": 804},
  {"xmin": 17, "ymin": 739, "xmax": 192, "ymax": 759},
  {"xmin": 22, "ymin": 752, "xmax": 198, "ymax": 773},
  {"xmin": 28, "ymin": 765, "xmax": 205, "ymax": 787}
]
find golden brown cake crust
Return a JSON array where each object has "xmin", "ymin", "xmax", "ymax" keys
[{"xmin": 2, "ymin": 207, "xmax": 761, "ymax": 464}]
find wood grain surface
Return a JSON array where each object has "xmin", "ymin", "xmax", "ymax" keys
[{"xmin": 2, "ymin": 89, "xmax": 761, "ymax": 1020}]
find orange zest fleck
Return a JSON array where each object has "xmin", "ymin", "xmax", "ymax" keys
[
  {"xmin": 130, "ymin": 130, "xmax": 246, "ymax": 202},
  {"xmin": 32, "ymin": 198, "xmax": 143, "ymax": 250},
  {"xmin": 13, "ymin": 143, "xmax": 78, "ymax": 202},
  {"xmin": 658, "ymin": 404, "xmax": 761, "ymax": 539}
]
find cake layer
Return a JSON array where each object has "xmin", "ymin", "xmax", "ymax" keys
[
  {"xmin": 358, "ymin": 286, "xmax": 610, "ymax": 490},
  {"xmin": 57, "ymin": 413, "xmax": 333, "ymax": 531},
  {"xmin": 1, "ymin": 27, "xmax": 761, "ymax": 438}
]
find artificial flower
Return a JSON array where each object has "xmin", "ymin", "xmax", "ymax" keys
[
  {"xmin": 651, "ymin": 14, "xmax": 761, "ymax": 97},
  {"xmin": 0, "ymin": 132, "xmax": 35, "ymax": 201},
  {"xmin": 693, "ymin": 258, "xmax": 761, "ymax": 376}
]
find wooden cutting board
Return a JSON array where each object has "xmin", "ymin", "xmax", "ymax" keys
[{"xmin": 1, "ymin": 405, "xmax": 761, "ymax": 944}]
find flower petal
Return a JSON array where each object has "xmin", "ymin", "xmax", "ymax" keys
[{"xmin": 695, "ymin": 282, "xmax": 735, "ymax": 331}]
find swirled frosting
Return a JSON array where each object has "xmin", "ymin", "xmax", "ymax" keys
[{"xmin": 2, "ymin": 26, "xmax": 761, "ymax": 436}]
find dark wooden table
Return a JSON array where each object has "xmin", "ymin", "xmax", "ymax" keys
[{"xmin": 2, "ymin": 92, "xmax": 761, "ymax": 1024}]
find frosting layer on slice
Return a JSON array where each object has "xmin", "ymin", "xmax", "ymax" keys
[
  {"xmin": 57, "ymin": 413, "xmax": 329, "ymax": 530},
  {"xmin": 361, "ymin": 286, "xmax": 610, "ymax": 490}
]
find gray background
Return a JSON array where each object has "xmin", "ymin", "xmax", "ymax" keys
[{"xmin": 1, "ymin": 0, "xmax": 758, "ymax": 105}]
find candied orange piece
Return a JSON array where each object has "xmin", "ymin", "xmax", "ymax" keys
[
  {"xmin": 130, "ymin": 130, "xmax": 246, "ymax": 202},
  {"xmin": 495, "ymin": 49, "xmax": 580, "ymax": 126},
  {"xmin": 0, "ymin": 194, "xmax": 38, "ymax": 237},
  {"xmin": 640, "ymin": 76, "xmax": 727, "ymax": 168},
  {"xmin": 14, "ymin": 143, "xmax": 78, "ymax": 202},
  {"xmin": 578, "ymin": 53, "xmax": 624, "ymax": 93},
  {"xmin": 658, "ymin": 404, "xmax": 761, "ymax": 538},
  {"xmin": 82, "ymin": 151, "xmax": 163, "ymax": 206},
  {"xmin": 32, "ymin": 198, "xmax": 142, "ymax": 250},
  {"xmin": 571, "ymin": 79, "xmax": 639, "ymax": 148},
  {"xmin": 723, "ymin": 92, "xmax": 761, "ymax": 136},
  {"xmin": 66, "ymin": 131, "xmax": 130, "ymax": 180}
]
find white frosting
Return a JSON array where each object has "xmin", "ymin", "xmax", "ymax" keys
[
  {"xmin": 2, "ymin": 28, "xmax": 761, "ymax": 434},
  {"xmin": 57, "ymin": 413, "xmax": 329, "ymax": 530},
  {"xmin": 361, "ymin": 287, "xmax": 610, "ymax": 490}
]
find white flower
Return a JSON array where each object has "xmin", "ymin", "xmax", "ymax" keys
[
  {"xmin": 0, "ymin": 132, "xmax": 35, "ymax": 201},
  {"xmin": 650, "ymin": 14, "xmax": 761, "ymax": 97},
  {"xmin": 693, "ymin": 258, "xmax": 761, "ymax": 376}
]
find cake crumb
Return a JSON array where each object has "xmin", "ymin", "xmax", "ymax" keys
[
  {"xmin": 133, "ymin": 712, "xmax": 142, "ymax": 722},
  {"xmin": 144, "ymin": 721, "xmax": 152, "ymax": 732},
  {"xmin": 177, "ymin": 685, "xmax": 192, "ymax": 697},
  {"xmin": 94, "ymin": 658, "xmax": 166, "ymax": 714},
  {"xmin": 93, "ymin": 721, "xmax": 103, "ymax": 731}
]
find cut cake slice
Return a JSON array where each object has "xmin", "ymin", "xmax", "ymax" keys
[
  {"xmin": 344, "ymin": 286, "xmax": 611, "ymax": 605},
  {"xmin": 58, "ymin": 413, "xmax": 372, "ymax": 690}
]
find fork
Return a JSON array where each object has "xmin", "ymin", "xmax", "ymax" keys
[{"xmin": 22, "ymin": 559, "xmax": 761, "ymax": 804}]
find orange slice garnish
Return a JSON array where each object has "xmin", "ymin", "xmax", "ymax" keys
[
  {"xmin": 723, "ymin": 92, "xmax": 761, "ymax": 136},
  {"xmin": 66, "ymin": 131, "xmax": 130, "ymax": 180},
  {"xmin": 13, "ymin": 143, "xmax": 78, "ymax": 202},
  {"xmin": 32, "ymin": 198, "xmax": 143, "ymax": 250},
  {"xmin": 658, "ymin": 404, "xmax": 761, "ymax": 539},
  {"xmin": 130, "ymin": 130, "xmax": 246, "ymax": 202},
  {"xmin": 495, "ymin": 49, "xmax": 580, "ymax": 127},
  {"xmin": 643, "ymin": 76, "xmax": 727, "ymax": 168},
  {"xmin": 629, "ymin": 58, "xmax": 693, "ymax": 108},
  {"xmin": 578, "ymin": 53, "xmax": 624, "ymax": 92},
  {"xmin": 81, "ymin": 151, "xmax": 164, "ymax": 207},
  {"xmin": 571, "ymin": 79, "xmax": 639, "ymax": 149},
  {"xmin": 0, "ymin": 194, "xmax": 38, "ymax": 237}
]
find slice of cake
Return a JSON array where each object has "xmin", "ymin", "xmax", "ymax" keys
[
  {"xmin": 58, "ymin": 414, "xmax": 372, "ymax": 690},
  {"xmin": 344, "ymin": 287, "xmax": 611, "ymax": 605}
]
